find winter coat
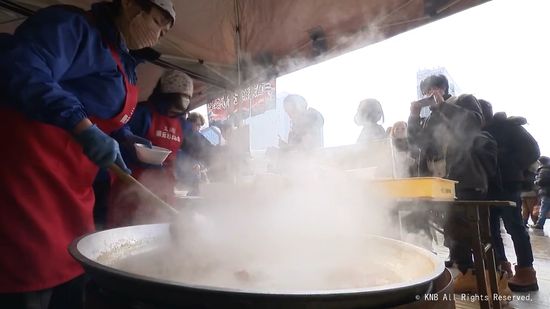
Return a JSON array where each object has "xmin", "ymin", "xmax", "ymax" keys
[
  {"xmin": 484, "ymin": 115, "xmax": 540, "ymax": 190},
  {"xmin": 535, "ymin": 163, "xmax": 550, "ymax": 197},
  {"xmin": 408, "ymin": 94, "xmax": 491, "ymax": 192}
]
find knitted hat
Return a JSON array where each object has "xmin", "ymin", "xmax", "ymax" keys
[
  {"xmin": 149, "ymin": 0, "xmax": 176, "ymax": 26},
  {"xmin": 159, "ymin": 70, "xmax": 193, "ymax": 97}
]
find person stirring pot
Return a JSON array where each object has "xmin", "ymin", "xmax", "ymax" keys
[{"xmin": 0, "ymin": 1, "xmax": 175, "ymax": 308}]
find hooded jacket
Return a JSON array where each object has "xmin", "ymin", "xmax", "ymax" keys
[{"xmin": 484, "ymin": 114, "xmax": 540, "ymax": 190}]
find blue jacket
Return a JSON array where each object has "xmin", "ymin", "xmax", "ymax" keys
[
  {"xmin": 126, "ymin": 103, "xmax": 191, "ymax": 139},
  {"xmin": 0, "ymin": 3, "xmax": 139, "ymax": 135}
]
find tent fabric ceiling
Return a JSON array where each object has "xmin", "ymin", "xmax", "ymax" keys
[{"xmin": 0, "ymin": 0, "xmax": 489, "ymax": 109}]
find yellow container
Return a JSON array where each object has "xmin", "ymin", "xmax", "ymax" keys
[{"xmin": 372, "ymin": 177, "xmax": 457, "ymax": 200}]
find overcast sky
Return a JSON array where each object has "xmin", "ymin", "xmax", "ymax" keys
[{"xmin": 276, "ymin": 0, "xmax": 549, "ymax": 155}]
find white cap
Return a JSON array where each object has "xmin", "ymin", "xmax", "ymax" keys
[
  {"xmin": 160, "ymin": 70, "xmax": 193, "ymax": 97},
  {"xmin": 150, "ymin": 0, "xmax": 176, "ymax": 26}
]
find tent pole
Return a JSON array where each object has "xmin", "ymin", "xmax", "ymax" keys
[
  {"xmin": 0, "ymin": 0, "xmax": 33, "ymax": 17},
  {"xmin": 233, "ymin": 0, "xmax": 242, "ymax": 87}
]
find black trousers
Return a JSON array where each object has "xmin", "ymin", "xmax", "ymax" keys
[
  {"xmin": 0, "ymin": 275, "xmax": 86, "ymax": 309},
  {"xmin": 490, "ymin": 190, "xmax": 534, "ymax": 267},
  {"xmin": 444, "ymin": 189, "xmax": 486, "ymax": 273}
]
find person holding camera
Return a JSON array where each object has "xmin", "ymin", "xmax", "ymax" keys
[
  {"xmin": 532, "ymin": 156, "xmax": 550, "ymax": 229},
  {"xmin": 407, "ymin": 74, "xmax": 504, "ymax": 294}
]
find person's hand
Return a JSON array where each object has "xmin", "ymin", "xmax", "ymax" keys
[
  {"xmin": 120, "ymin": 134, "xmax": 153, "ymax": 163},
  {"xmin": 124, "ymin": 134, "xmax": 152, "ymax": 149},
  {"xmin": 75, "ymin": 125, "xmax": 130, "ymax": 173},
  {"xmin": 432, "ymin": 92, "xmax": 445, "ymax": 106}
]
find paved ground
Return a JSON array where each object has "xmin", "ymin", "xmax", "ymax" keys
[{"xmin": 434, "ymin": 224, "xmax": 550, "ymax": 309}]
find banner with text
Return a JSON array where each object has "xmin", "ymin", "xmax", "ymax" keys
[{"xmin": 207, "ymin": 79, "xmax": 276, "ymax": 122}]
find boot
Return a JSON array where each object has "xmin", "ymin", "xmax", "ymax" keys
[
  {"xmin": 454, "ymin": 269, "xmax": 477, "ymax": 293},
  {"xmin": 499, "ymin": 272, "xmax": 513, "ymax": 298},
  {"xmin": 486, "ymin": 270, "xmax": 512, "ymax": 298},
  {"xmin": 499, "ymin": 261, "xmax": 513, "ymax": 278},
  {"xmin": 454, "ymin": 269, "xmax": 512, "ymax": 296},
  {"xmin": 508, "ymin": 266, "xmax": 539, "ymax": 292}
]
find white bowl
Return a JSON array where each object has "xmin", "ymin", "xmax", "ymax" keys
[{"xmin": 134, "ymin": 143, "xmax": 172, "ymax": 165}]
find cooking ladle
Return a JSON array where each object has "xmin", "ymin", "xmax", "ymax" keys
[{"xmin": 109, "ymin": 163, "xmax": 179, "ymax": 215}]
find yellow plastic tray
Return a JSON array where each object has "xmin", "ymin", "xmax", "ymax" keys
[{"xmin": 372, "ymin": 177, "xmax": 457, "ymax": 200}]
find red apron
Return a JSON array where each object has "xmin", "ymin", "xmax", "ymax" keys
[
  {"xmin": 0, "ymin": 45, "xmax": 138, "ymax": 292},
  {"xmin": 108, "ymin": 105, "xmax": 183, "ymax": 227}
]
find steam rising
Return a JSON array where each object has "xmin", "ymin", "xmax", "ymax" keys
[{"xmin": 115, "ymin": 150, "xmax": 438, "ymax": 291}]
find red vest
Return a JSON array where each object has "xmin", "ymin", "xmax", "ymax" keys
[
  {"xmin": 108, "ymin": 105, "xmax": 183, "ymax": 227},
  {"xmin": 0, "ymin": 45, "xmax": 138, "ymax": 292}
]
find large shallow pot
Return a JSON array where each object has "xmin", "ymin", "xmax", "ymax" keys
[{"xmin": 70, "ymin": 224, "xmax": 444, "ymax": 308}]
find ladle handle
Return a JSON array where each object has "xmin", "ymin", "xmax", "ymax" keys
[{"xmin": 109, "ymin": 163, "xmax": 179, "ymax": 215}]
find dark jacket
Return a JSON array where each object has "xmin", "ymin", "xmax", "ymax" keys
[
  {"xmin": 288, "ymin": 108, "xmax": 324, "ymax": 150},
  {"xmin": 535, "ymin": 161, "xmax": 550, "ymax": 197},
  {"xmin": 408, "ymin": 94, "xmax": 490, "ymax": 192},
  {"xmin": 484, "ymin": 115, "xmax": 540, "ymax": 191}
]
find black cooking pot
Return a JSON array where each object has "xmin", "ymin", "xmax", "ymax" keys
[{"xmin": 70, "ymin": 224, "xmax": 444, "ymax": 308}]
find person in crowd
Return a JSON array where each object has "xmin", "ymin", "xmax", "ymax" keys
[
  {"xmin": 108, "ymin": 69, "xmax": 193, "ymax": 227},
  {"xmin": 521, "ymin": 188, "xmax": 540, "ymax": 226},
  {"xmin": 185, "ymin": 112, "xmax": 206, "ymax": 134},
  {"xmin": 408, "ymin": 75, "xmax": 504, "ymax": 294},
  {"xmin": 203, "ymin": 120, "xmax": 240, "ymax": 182},
  {"xmin": 178, "ymin": 112, "xmax": 212, "ymax": 195},
  {"xmin": 479, "ymin": 99, "xmax": 540, "ymax": 292},
  {"xmin": 520, "ymin": 160, "xmax": 540, "ymax": 226},
  {"xmin": 280, "ymin": 94, "xmax": 324, "ymax": 150},
  {"xmin": 201, "ymin": 121, "xmax": 226, "ymax": 146},
  {"xmin": 0, "ymin": 0, "xmax": 175, "ymax": 307},
  {"xmin": 355, "ymin": 98, "xmax": 387, "ymax": 143},
  {"xmin": 389, "ymin": 121, "xmax": 417, "ymax": 177},
  {"xmin": 533, "ymin": 156, "xmax": 550, "ymax": 229}
]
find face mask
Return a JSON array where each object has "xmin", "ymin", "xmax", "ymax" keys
[
  {"xmin": 127, "ymin": 12, "xmax": 160, "ymax": 49},
  {"xmin": 166, "ymin": 96, "xmax": 191, "ymax": 118}
]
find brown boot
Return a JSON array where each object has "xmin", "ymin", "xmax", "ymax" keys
[
  {"xmin": 454, "ymin": 269, "xmax": 477, "ymax": 293},
  {"xmin": 454, "ymin": 269, "xmax": 512, "ymax": 296},
  {"xmin": 488, "ymin": 270, "xmax": 512, "ymax": 298},
  {"xmin": 508, "ymin": 266, "xmax": 539, "ymax": 292},
  {"xmin": 499, "ymin": 272, "xmax": 513, "ymax": 298}
]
